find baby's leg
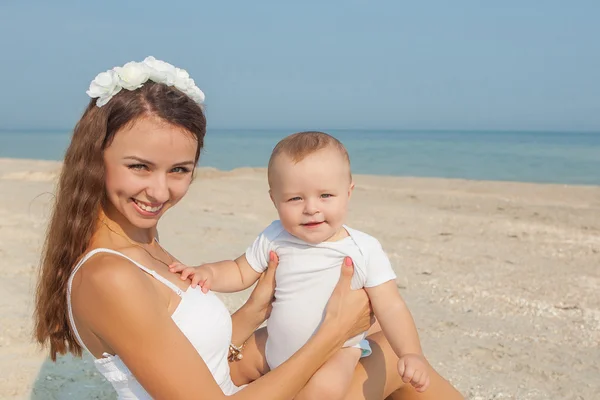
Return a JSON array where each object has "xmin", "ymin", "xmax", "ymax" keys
[{"xmin": 295, "ymin": 347, "xmax": 362, "ymax": 400}]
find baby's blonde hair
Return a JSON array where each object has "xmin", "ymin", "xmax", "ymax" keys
[{"xmin": 268, "ymin": 131, "xmax": 351, "ymax": 186}]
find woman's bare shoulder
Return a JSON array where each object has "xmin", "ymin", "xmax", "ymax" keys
[
  {"xmin": 70, "ymin": 248, "xmax": 166, "ymax": 328},
  {"xmin": 72, "ymin": 249, "xmax": 150, "ymax": 292},
  {"xmin": 71, "ymin": 250, "xmax": 170, "ymax": 335}
]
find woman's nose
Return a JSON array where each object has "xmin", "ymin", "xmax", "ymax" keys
[{"xmin": 145, "ymin": 174, "xmax": 170, "ymax": 203}]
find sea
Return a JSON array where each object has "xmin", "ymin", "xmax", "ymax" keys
[{"xmin": 1, "ymin": 129, "xmax": 598, "ymax": 185}]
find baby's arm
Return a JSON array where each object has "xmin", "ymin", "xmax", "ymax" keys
[
  {"xmin": 366, "ymin": 282, "xmax": 423, "ymax": 356},
  {"xmin": 173, "ymin": 222, "xmax": 279, "ymax": 293},
  {"xmin": 367, "ymin": 282, "xmax": 430, "ymax": 391},
  {"xmin": 209, "ymin": 255, "xmax": 261, "ymax": 292},
  {"xmin": 170, "ymin": 255, "xmax": 261, "ymax": 293}
]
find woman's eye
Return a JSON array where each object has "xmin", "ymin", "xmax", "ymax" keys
[
  {"xmin": 171, "ymin": 166, "xmax": 191, "ymax": 174},
  {"xmin": 128, "ymin": 164, "xmax": 148, "ymax": 171}
]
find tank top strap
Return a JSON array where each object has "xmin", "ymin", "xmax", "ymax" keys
[{"xmin": 67, "ymin": 247, "xmax": 184, "ymax": 353}]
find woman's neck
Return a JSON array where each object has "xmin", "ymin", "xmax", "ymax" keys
[{"xmin": 99, "ymin": 208, "xmax": 156, "ymax": 245}]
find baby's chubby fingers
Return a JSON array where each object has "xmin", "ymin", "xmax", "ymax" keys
[
  {"xmin": 402, "ymin": 365, "xmax": 415, "ymax": 384},
  {"xmin": 190, "ymin": 274, "xmax": 203, "ymax": 288},
  {"xmin": 191, "ymin": 275, "xmax": 211, "ymax": 293},
  {"xmin": 168, "ymin": 262, "xmax": 187, "ymax": 272},
  {"xmin": 199, "ymin": 283, "xmax": 210, "ymax": 294},
  {"xmin": 398, "ymin": 359, "xmax": 415, "ymax": 384},
  {"xmin": 411, "ymin": 369, "xmax": 424, "ymax": 389},
  {"xmin": 398, "ymin": 354, "xmax": 431, "ymax": 391},
  {"xmin": 180, "ymin": 267, "xmax": 196, "ymax": 281},
  {"xmin": 411, "ymin": 369, "xmax": 422, "ymax": 383},
  {"xmin": 413, "ymin": 374, "xmax": 429, "ymax": 392}
]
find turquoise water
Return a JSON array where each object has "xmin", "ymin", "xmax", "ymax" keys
[{"xmin": 1, "ymin": 129, "xmax": 598, "ymax": 185}]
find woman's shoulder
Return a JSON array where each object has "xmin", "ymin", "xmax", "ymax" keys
[
  {"xmin": 70, "ymin": 247, "xmax": 176, "ymax": 358},
  {"xmin": 71, "ymin": 248, "xmax": 168, "ymax": 326},
  {"xmin": 72, "ymin": 246, "xmax": 154, "ymax": 295}
]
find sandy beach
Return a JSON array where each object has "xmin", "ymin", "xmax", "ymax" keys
[{"xmin": 0, "ymin": 157, "xmax": 598, "ymax": 400}]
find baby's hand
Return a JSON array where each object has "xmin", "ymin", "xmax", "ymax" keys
[
  {"xmin": 397, "ymin": 353, "xmax": 430, "ymax": 392},
  {"xmin": 168, "ymin": 263, "xmax": 214, "ymax": 293}
]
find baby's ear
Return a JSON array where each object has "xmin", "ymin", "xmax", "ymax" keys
[{"xmin": 348, "ymin": 182, "xmax": 355, "ymax": 198}]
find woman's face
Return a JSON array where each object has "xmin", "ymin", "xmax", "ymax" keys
[{"xmin": 103, "ymin": 115, "xmax": 198, "ymax": 230}]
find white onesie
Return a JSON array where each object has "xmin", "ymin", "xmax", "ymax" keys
[{"xmin": 245, "ymin": 220, "xmax": 397, "ymax": 369}]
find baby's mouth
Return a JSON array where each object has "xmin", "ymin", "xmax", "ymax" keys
[{"xmin": 302, "ymin": 221, "xmax": 324, "ymax": 227}]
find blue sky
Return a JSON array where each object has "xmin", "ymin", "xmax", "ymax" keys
[{"xmin": 1, "ymin": 1, "xmax": 599, "ymax": 131}]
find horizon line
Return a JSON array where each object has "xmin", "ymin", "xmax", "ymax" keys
[{"xmin": 1, "ymin": 127, "xmax": 600, "ymax": 135}]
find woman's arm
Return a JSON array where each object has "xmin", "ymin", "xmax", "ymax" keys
[
  {"xmin": 230, "ymin": 252, "xmax": 278, "ymax": 348},
  {"xmin": 77, "ymin": 256, "xmax": 370, "ymax": 400}
]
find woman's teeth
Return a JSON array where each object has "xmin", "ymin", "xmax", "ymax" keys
[{"xmin": 134, "ymin": 200, "xmax": 163, "ymax": 213}]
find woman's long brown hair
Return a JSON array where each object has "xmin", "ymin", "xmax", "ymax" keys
[{"xmin": 34, "ymin": 82, "xmax": 206, "ymax": 360}]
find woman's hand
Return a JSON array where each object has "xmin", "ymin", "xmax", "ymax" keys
[
  {"xmin": 244, "ymin": 251, "xmax": 279, "ymax": 324},
  {"xmin": 323, "ymin": 257, "xmax": 373, "ymax": 342}
]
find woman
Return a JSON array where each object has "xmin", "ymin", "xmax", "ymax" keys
[{"xmin": 34, "ymin": 57, "xmax": 464, "ymax": 399}]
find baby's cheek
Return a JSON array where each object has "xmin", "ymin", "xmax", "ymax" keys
[{"xmin": 278, "ymin": 208, "xmax": 297, "ymax": 227}]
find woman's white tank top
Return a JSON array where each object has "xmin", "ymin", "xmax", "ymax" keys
[{"xmin": 66, "ymin": 248, "xmax": 242, "ymax": 398}]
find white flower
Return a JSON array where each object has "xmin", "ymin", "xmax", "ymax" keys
[
  {"xmin": 143, "ymin": 56, "xmax": 177, "ymax": 86},
  {"xmin": 187, "ymin": 85, "xmax": 206, "ymax": 104},
  {"xmin": 86, "ymin": 57, "xmax": 205, "ymax": 107},
  {"xmin": 114, "ymin": 61, "xmax": 150, "ymax": 90},
  {"xmin": 86, "ymin": 70, "xmax": 122, "ymax": 107},
  {"xmin": 173, "ymin": 68, "xmax": 191, "ymax": 91},
  {"xmin": 173, "ymin": 68, "xmax": 205, "ymax": 103}
]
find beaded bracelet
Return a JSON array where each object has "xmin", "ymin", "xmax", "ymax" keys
[{"xmin": 228, "ymin": 342, "xmax": 246, "ymax": 362}]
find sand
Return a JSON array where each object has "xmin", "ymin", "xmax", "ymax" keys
[{"xmin": 0, "ymin": 157, "xmax": 598, "ymax": 400}]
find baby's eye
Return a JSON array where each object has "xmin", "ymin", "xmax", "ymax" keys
[
  {"xmin": 128, "ymin": 164, "xmax": 149, "ymax": 171},
  {"xmin": 288, "ymin": 196, "xmax": 302, "ymax": 202},
  {"xmin": 320, "ymin": 193, "xmax": 334, "ymax": 198}
]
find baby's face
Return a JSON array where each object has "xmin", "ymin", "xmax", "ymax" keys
[{"xmin": 269, "ymin": 146, "xmax": 353, "ymax": 244}]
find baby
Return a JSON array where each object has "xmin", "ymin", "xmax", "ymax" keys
[{"xmin": 170, "ymin": 131, "xmax": 430, "ymax": 399}]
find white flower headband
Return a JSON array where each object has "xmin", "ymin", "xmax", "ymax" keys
[{"xmin": 86, "ymin": 56, "xmax": 205, "ymax": 107}]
